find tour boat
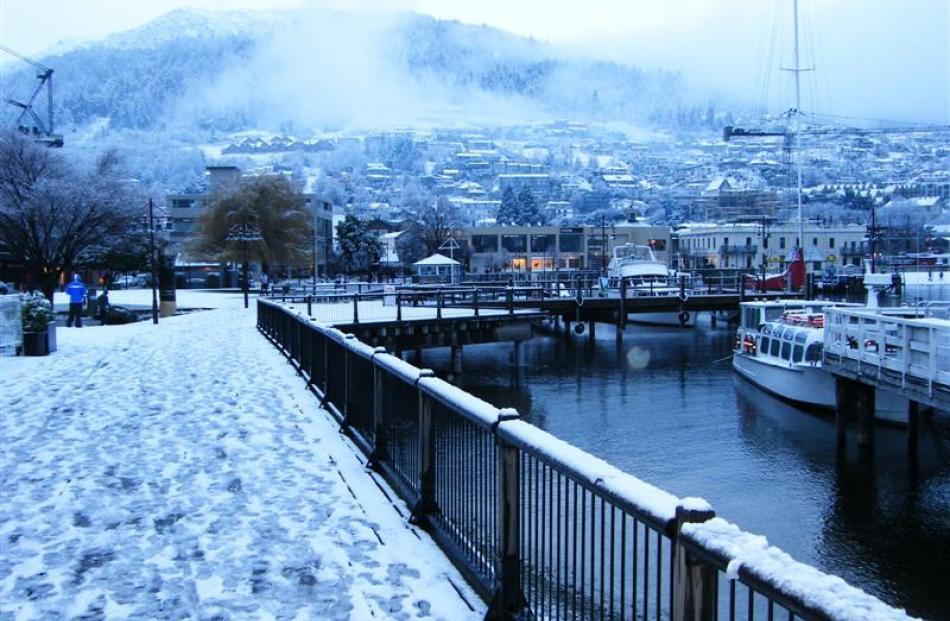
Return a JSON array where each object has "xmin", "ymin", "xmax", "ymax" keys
[
  {"xmin": 732, "ymin": 300, "xmax": 843, "ymax": 408},
  {"xmin": 606, "ymin": 243, "xmax": 695, "ymax": 327}
]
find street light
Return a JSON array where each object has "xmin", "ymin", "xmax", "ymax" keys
[
  {"xmin": 226, "ymin": 217, "xmax": 263, "ymax": 308},
  {"xmin": 147, "ymin": 197, "xmax": 159, "ymax": 324}
]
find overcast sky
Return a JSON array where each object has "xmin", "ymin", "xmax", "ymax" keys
[{"xmin": 2, "ymin": 0, "xmax": 948, "ymax": 122}]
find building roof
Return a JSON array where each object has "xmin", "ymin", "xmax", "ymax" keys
[{"xmin": 413, "ymin": 253, "xmax": 461, "ymax": 266}]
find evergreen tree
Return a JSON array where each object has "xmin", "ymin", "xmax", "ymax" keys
[
  {"xmin": 336, "ymin": 215, "xmax": 381, "ymax": 276},
  {"xmin": 496, "ymin": 186, "xmax": 519, "ymax": 225},
  {"xmin": 517, "ymin": 186, "xmax": 545, "ymax": 225}
]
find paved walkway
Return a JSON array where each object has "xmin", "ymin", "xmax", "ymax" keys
[{"xmin": 1, "ymin": 293, "xmax": 483, "ymax": 620}]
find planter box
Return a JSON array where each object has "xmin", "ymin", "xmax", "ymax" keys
[
  {"xmin": 22, "ymin": 331, "xmax": 48, "ymax": 356},
  {"xmin": 21, "ymin": 322, "xmax": 56, "ymax": 356}
]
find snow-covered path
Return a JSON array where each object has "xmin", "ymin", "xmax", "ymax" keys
[{"xmin": 0, "ymin": 295, "xmax": 483, "ymax": 620}]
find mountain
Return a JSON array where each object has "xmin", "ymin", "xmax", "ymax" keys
[{"xmin": 0, "ymin": 8, "xmax": 695, "ymax": 137}]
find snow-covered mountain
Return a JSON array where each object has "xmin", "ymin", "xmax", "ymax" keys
[{"xmin": 0, "ymin": 7, "xmax": 698, "ymax": 136}]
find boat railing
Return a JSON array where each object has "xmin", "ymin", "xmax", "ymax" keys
[
  {"xmin": 257, "ymin": 297, "xmax": 916, "ymax": 620},
  {"xmin": 824, "ymin": 307, "xmax": 950, "ymax": 396}
]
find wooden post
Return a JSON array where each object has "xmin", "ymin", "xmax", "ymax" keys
[
  {"xmin": 306, "ymin": 294, "xmax": 312, "ymax": 317},
  {"xmin": 506, "ymin": 287, "xmax": 514, "ymax": 315},
  {"xmin": 488, "ymin": 431, "xmax": 526, "ymax": 619},
  {"xmin": 673, "ymin": 503, "xmax": 717, "ymax": 621},
  {"xmin": 397, "ymin": 293, "xmax": 402, "ymax": 322},
  {"xmin": 856, "ymin": 382, "xmax": 876, "ymax": 449},
  {"xmin": 450, "ymin": 345, "xmax": 463, "ymax": 376},
  {"xmin": 834, "ymin": 377, "xmax": 851, "ymax": 449},
  {"xmin": 437, "ymin": 290, "xmax": 443, "ymax": 320},
  {"xmin": 908, "ymin": 399, "xmax": 920, "ymax": 458},
  {"xmin": 411, "ymin": 370, "xmax": 437, "ymax": 525},
  {"xmin": 474, "ymin": 289, "xmax": 480, "ymax": 317}
]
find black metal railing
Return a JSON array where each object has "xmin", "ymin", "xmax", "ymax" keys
[{"xmin": 257, "ymin": 299, "xmax": 910, "ymax": 621}]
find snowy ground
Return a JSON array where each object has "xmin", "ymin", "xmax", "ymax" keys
[{"xmin": 0, "ymin": 292, "xmax": 483, "ymax": 620}]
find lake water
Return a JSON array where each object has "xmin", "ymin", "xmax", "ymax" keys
[{"xmin": 419, "ymin": 319, "xmax": 950, "ymax": 619}]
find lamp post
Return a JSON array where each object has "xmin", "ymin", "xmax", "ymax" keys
[
  {"xmin": 147, "ymin": 197, "xmax": 158, "ymax": 324},
  {"xmin": 227, "ymin": 218, "xmax": 263, "ymax": 309}
]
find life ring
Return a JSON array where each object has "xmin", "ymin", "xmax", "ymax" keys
[
  {"xmin": 574, "ymin": 322, "xmax": 586, "ymax": 335},
  {"xmin": 678, "ymin": 291, "xmax": 689, "ymax": 303},
  {"xmin": 678, "ymin": 310, "xmax": 691, "ymax": 326}
]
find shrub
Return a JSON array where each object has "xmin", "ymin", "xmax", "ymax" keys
[{"xmin": 21, "ymin": 293, "xmax": 54, "ymax": 332}]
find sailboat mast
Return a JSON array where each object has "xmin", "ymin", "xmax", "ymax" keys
[{"xmin": 792, "ymin": 0, "xmax": 804, "ymax": 255}]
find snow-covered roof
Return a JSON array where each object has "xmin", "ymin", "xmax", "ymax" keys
[{"xmin": 413, "ymin": 253, "xmax": 461, "ymax": 266}]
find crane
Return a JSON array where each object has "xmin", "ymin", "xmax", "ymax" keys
[{"xmin": 0, "ymin": 45, "xmax": 63, "ymax": 147}]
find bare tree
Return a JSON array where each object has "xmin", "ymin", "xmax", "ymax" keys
[
  {"xmin": 418, "ymin": 195, "xmax": 459, "ymax": 255},
  {"xmin": 0, "ymin": 132, "xmax": 140, "ymax": 300}
]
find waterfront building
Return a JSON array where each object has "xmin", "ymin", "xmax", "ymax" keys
[
  {"xmin": 458, "ymin": 224, "xmax": 670, "ymax": 274},
  {"xmin": 675, "ymin": 221, "xmax": 867, "ymax": 273}
]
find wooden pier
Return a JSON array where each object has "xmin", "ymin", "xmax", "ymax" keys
[{"xmin": 823, "ymin": 306, "xmax": 950, "ymax": 451}]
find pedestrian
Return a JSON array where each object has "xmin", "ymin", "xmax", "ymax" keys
[
  {"xmin": 260, "ymin": 273, "xmax": 269, "ymax": 295},
  {"xmin": 65, "ymin": 274, "xmax": 86, "ymax": 327},
  {"xmin": 97, "ymin": 288, "xmax": 111, "ymax": 325}
]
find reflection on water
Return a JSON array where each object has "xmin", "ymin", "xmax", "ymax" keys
[{"xmin": 420, "ymin": 321, "xmax": 950, "ymax": 619}]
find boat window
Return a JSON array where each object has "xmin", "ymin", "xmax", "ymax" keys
[
  {"xmin": 783, "ymin": 327, "xmax": 796, "ymax": 340},
  {"xmin": 793, "ymin": 344, "xmax": 804, "ymax": 363},
  {"xmin": 760, "ymin": 337, "xmax": 770, "ymax": 354},
  {"xmin": 805, "ymin": 343, "xmax": 822, "ymax": 362},
  {"xmin": 761, "ymin": 324, "xmax": 771, "ymax": 335},
  {"xmin": 765, "ymin": 308, "xmax": 785, "ymax": 321},
  {"xmin": 794, "ymin": 331, "xmax": 808, "ymax": 343},
  {"xmin": 770, "ymin": 338, "xmax": 781, "ymax": 356},
  {"xmin": 781, "ymin": 341, "xmax": 792, "ymax": 360}
]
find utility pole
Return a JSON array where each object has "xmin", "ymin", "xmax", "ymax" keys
[
  {"xmin": 148, "ymin": 197, "xmax": 158, "ymax": 324},
  {"xmin": 600, "ymin": 214, "xmax": 607, "ymax": 275}
]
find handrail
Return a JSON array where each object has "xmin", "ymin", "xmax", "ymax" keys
[{"xmin": 257, "ymin": 298, "xmax": 913, "ymax": 620}]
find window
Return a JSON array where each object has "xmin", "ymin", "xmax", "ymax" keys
[
  {"xmin": 770, "ymin": 339, "xmax": 781, "ymax": 356},
  {"xmin": 471, "ymin": 235, "xmax": 498, "ymax": 252},
  {"xmin": 746, "ymin": 237, "xmax": 752, "ymax": 246},
  {"xmin": 781, "ymin": 341, "xmax": 792, "ymax": 360},
  {"xmin": 830, "ymin": 238, "xmax": 836, "ymax": 249},
  {"xmin": 763, "ymin": 237, "xmax": 769, "ymax": 249},
  {"xmin": 794, "ymin": 331, "xmax": 808, "ymax": 343},
  {"xmin": 723, "ymin": 237, "xmax": 729, "ymax": 247},
  {"xmin": 559, "ymin": 233, "xmax": 582, "ymax": 252},
  {"xmin": 783, "ymin": 327, "xmax": 796, "ymax": 339},
  {"xmin": 501, "ymin": 235, "xmax": 527, "ymax": 253},
  {"xmin": 760, "ymin": 337, "xmax": 770, "ymax": 354},
  {"xmin": 761, "ymin": 324, "xmax": 772, "ymax": 335},
  {"xmin": 530, "ymin": 234, "xmax": 555, "ymax": 253},
  {"xmin": 813, "ymin": 237, "xmax": 818, "ymax": 246},
  {"xmin": 780, "ymin": 237, "xmax": 786, "ymax": 249},
  {"xmin": 793, "ymin": 344, "xmax": 804, "ymax": 363},
  {"xmin": 813, "ymin": 262, "xmax": 822, "ymax": 271}
]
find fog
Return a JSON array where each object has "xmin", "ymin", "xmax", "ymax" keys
[{"xmin": 174, "ymin": 6, "xmax": 550, "ymax": 133}]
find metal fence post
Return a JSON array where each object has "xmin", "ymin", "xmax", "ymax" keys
[
  {"xmin": 506, "ymin": 286, "xmax": 514, "ymax": 315},
  {"xmin": 437, "ymin": 290, "xmax": 443, "ymax": 320},
  {"xmin": 397, "ymin": 293, "xmax": 402, "ymax": 322},
  {"xmin": 474, "ymin": 289, "xmax": 480, "ymax": 317},
  {"xmin": 489, "ymin": 412, "xmax": 526, "ymax": 620},
  {"xmin": 411, "ymin": 370, "xmax": 437, "ymax": 526},
  {"xmin": 353, "ymin": 294, "xmax": 360, "ymax": 324},
  {"xmin": 672, "ymin": 503, "xmax": 717, "ymax": 621},
  {"xmin": 341, "ymin": 334, "xmax": 356, "ymax": 430},
  {"xmin": 368, "ymin": 347, "xmax": 388, "ymax": 470},
  {"xmin": 307, "ymin": 294, "xmax": 312, "ymax": 317}
]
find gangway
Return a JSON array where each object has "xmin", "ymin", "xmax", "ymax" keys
[{"xmin": 823, "ymin": 306, "xmax": 950, "ymax": 411}]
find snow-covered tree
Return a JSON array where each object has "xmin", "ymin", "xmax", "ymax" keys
[{"xmin": 335, "ymin": 215, "xmax": 381, "ymax": 276}]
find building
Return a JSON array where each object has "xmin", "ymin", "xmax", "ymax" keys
[
  {"xmin": 458, "ymin": 224, "xmax": 670, "ymax": 274},
  {"xmin": 675, "ymin": 221, "xmax": 868, "ymax": 273},
  {"xmin": 413, "ymin": 253, "xmax": 462, "ymax": 284},
  {"xmin": 165, "ymin": 166, "xmax": 334, "ymax": 277}
]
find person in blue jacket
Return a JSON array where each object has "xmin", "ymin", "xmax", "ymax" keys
[{"xmin": 65, "ymin": 274, "xmax": 87, "ymax": 327}]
